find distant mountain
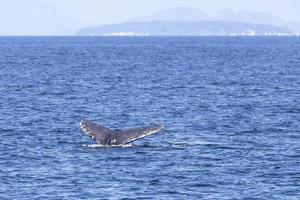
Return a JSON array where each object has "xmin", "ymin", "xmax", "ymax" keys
[
  {"xmin": 0, "ymin": 0, "xmax": 83, "ymax": 35},
  {"xmin": 285, "ymin": 21, "xmax": 300, "ymax": 34},
  {"xmin": 126, "ymin": 7, "xmax": 299, "ymax": 35},
  {"xmin": 130, "ymin": 7, "xmax": 210, "ymax": 22},
  {"xmin": 77, "ymin": 21, "xmax": 292, "ymax": 36},
  {"xmin": 213, "ymin": 9, "xmax": 285, "ymax": 26},
  {"xmin": 131, "ymin": 7, "xmax": 285, "ymax": 26}
]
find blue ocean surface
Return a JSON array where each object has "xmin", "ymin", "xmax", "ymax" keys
[{"xmin": 0, "ymin": 36, "xmax": 299, "ymax": 199}]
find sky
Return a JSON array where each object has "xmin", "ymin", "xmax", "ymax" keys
[{"xmin": 0, "ymin": 0, "xmax": 300, "ymax": 35}]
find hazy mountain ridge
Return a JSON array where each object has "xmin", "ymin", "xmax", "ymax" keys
[
  {"xmin": 129, "ymin": 7, "xmax": 210, "ymax": 22},
  {"xmin": 213, "ymin": 9, "xmax": 284, "ymax": 26},
  {"xmin": 0, "ymin": 3, "xmax": 299, "ymax": 36},
  {"xmin": 130, "ymin": 7, "xmax": 285, "ymax": 26},
  {"xmin": 77, "ymin": 21, "xmax": 292, "ymax": 36},
  {"xmin": 78, "ymin": 7, "xmax": 299, "ymax": 36}
]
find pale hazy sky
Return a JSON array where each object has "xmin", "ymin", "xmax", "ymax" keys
[{"xmin": 40, "ymin": 0, "xmax": 300, "ymax": 24}]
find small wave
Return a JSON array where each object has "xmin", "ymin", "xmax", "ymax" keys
[{"xmin": 164, "ymin": 141, "xmax": 205, "ymax": 148}]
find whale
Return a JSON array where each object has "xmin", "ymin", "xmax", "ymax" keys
[{"xmin": 80, "ymin": 119, "xmax": 164, "ymax": 146}]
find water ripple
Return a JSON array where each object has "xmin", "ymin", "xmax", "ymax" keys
[{"xmin": 0, "ymin": 36, "xmax": 300, "ymax": 199}]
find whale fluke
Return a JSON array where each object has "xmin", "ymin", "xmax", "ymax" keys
[
  {"xmin": 80, "ymin": 120, "xmax": 112, "ymax": 144},
  {"xmin": 80, "ymin": 119, "xmax": 164, "ymax": 146}
]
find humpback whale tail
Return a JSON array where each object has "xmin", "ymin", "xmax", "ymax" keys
[{"xmin": 80, "ymin": 119, "xmax": 164, "ymax": 146}]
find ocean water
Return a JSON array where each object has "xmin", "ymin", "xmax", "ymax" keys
[{"xmin": 0, "ymin": 36, "xmax": 299, "ymax": 199}]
